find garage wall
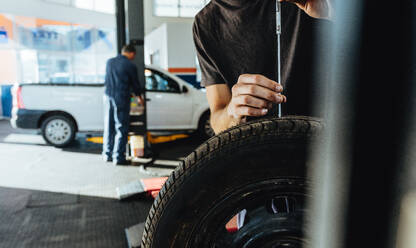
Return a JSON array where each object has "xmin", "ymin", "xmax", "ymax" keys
[
  {"xmin": 144, "ymin": 24, "xmax": 169, "ymax": 69},
  {"xmin": 167, "ymin": 22, "xmax": 197, "ymax": 87},
  {"xmin": 0, "ymin": 0, "xmax": 115, "ymax": 28},
  {"xmin": 143, "ymin": 0, "xmax": 194, "ymax": 35},
  {"xmin": 1, "ymin": 0, "xmax": 198, "ymax": 35},
  {"xmin": 145, "ymin": 22, "xmax": 198, "ymax": 87},
  {"xmin": 166, "ymin": 22, "xmax": 195, "ymax": 69},
  {"xmin": 0, "ymin": 0, "xmax": 200, "ymax": 117}
]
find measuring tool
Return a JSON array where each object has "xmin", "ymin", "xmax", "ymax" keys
[{"xmin": 276, "ymin": 1, "xmax": 282, "ymax": 118}]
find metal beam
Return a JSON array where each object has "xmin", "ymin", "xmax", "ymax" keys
[
  {"xmin": 126, "ymin": 0, "xmax": 149, "ymax": 156},
  {"xmin": 115, "ymin": 0, "xmax": 126, "ymax": 54}
]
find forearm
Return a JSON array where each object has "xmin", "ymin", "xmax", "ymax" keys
[
  {"xmin": 206, "ymin": 75, "xmax": 284, "ymax": 134},
  {"xmin": 130, "ymin": 66, "xmax": 142, "ymax": 95},
  {"xmin": 130, "ymin": 78, "xmax": 141, "ymax": 95},
  {"xmin": 132, "ymin": 86, "xmax": 141, "ymax": 96},
  {"xmin": 210, "ymin": 104, "xmax": 241, "ymax": 134}
]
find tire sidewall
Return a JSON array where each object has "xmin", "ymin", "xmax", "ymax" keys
[
  {"xmin": 41, "ymin": 115, "xmax": 76, "ymax": 148},
  {"xmin": 151, "ymin": 133, "xmax": 310, "ymax": 247}
]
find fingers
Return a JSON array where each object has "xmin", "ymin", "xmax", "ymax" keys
[
  {"xmin": 233, "ymin": 83, "xmax": 284, "ymax": 103},
  {"xmin": 234, "ymin": 106, "xmax": 269, "ymax": 117},
  {"xmin": 229, "ymin": 74, "xmax": 287, "ymax": 119},
  {"xmin": 238, "ymin": 74, "xmax": 283, "ymax": 93},
  {"xmin": 229, "ymin": 94, "xmax": 287, "ymax": 119},
  {"xmin": 233, "ymin": 95, "xmax": 270, "ymax": 109}
]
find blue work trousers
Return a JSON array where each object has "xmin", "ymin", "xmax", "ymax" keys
[{"xmin": 103, "ymin": 95, "xmax": 130, "ymax": 162}]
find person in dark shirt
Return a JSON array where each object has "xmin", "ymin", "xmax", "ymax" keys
[
  {"xmin": 103, "ymin": 44, "xmax": 143, "ymax": 165},
  {"xmin": 193, "ymin": 0, "xmax": 333, "ymax": 134}
]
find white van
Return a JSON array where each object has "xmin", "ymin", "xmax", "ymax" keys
[{"xmin": 11, "ymin": 65, "xmax": 212, "ymax": 147}]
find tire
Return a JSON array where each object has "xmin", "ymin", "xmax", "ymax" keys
[
  {"xmin": 198, "ymin": 111, "xmax": 215, "ymax": 139},
  {"xmin": 142, "ymin": 116, "xmax": 324, "ymax": 248},
  {"xmin": 41, "ymin": 115, "xmax": 76, "ymax": 148}
]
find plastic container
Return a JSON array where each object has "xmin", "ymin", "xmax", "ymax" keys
[{"xmin": 130, "ymin": 135, "xmax": 144, "ymax": 158}]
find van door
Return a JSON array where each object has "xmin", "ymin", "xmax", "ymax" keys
[{"xmin": 145, "ymin": 69, "xmax": 192, "ymax": 130}]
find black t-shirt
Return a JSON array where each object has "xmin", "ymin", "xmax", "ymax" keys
[{"xmin": 193, "ymin": 0, "xmax": 330, "ymax": 116}]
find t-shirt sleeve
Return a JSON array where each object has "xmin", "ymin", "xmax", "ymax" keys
[{"xmin": 192, "ymin": 18, "xmax": 225, "ymax": 87}]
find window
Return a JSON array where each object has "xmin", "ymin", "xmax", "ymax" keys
[
  {"xmin": 153, "ymin": 0, "xmax": 210, "ymax": 18},
  {"xmin": 73, "ymin": 0, "xmax": 94, "ymax": 10},
  {"xmin": 94, "ymin": 0, "xmax": 116, "ymax": 14},
  {"xmin": 145, "ymin": 69, "xmax": 180, "ymax": 93},
  {"xmin": 0, "ymin": 14, "xmax": 117, "ymax": 85},
  {"xmin": 154, "ymin": 0, "xmax": 179, "ymax": 17},
  {"xmin": 44, "ymin": 0, "xmax": 115, "ymax": 14}
]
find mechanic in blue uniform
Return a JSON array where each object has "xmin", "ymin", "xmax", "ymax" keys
[{"xmin": 103, "ymin": 44, "xmax": 144, "ymax": 165}]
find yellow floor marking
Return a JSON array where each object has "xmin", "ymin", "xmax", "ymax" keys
[{"xmin": 86, "ymin": 133, "xmax": 189, "ymax": 145}]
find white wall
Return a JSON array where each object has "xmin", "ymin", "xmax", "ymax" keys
[
  {"xmin": 2, "ymin": 0, "xmax": 197, "ymax": 71},
  {"xmin": 166, "ymin": 22, "xmax": 195, "ymax": 69},
  {"xmin": 143, "ymin": 0, "xmax": 194, "ymax": 35},
  {"xmin": 144, "ymin": 23, "xmax": 168, "ymax": 68},
  {"xmin": 145, "ymin": 22, "xmax": 195, "ymax": 70},
  {"xmin": 1, "ymin": 0, "xmax": 195, "ymax": 34},
  {"xmin": 0, "ymin": 0, "xmax": 115, "ymax": 27}
]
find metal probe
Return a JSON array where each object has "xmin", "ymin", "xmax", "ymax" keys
[{"xmin": 276, "ymin": 1, "xmax": 282, "ymax": 118}]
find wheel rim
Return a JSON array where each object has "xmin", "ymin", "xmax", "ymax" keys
[
  {"xmin": 188, "ymin": 179, "xmax": 307, "ymax": 248},
  {"xmin": 204, "ymin": 117, "xmax": 215, "ymax": 137},
  {"xmin": 45, "ymin": 119, "xmax": 72, "ymax": 145}
]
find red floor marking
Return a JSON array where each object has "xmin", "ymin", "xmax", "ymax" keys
[
  {"xmin": 225, "ymin": 215, "xmax": 239, "ymax": 233},
  {"xmin": 141, "ymin": 177, "xmax": 168, "ymax": 192}
]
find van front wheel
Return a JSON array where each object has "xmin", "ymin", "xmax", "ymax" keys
[{"xmin": 198, "ymin": 112, "xmax": 215, "ymax": 139}]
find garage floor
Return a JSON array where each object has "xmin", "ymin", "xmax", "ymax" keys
[
  {"xmin": 0, "ymin": 120, "xmax": 203, "ymax": 198},
  {"xmin": 0, "ymin": 187, "xmax": 153, "ymax": 248},
  {"xmin": 0, "ymin": 119, "xmax": 205, "ymax": 247}
]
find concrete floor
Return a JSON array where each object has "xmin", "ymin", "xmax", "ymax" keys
[
  {"xmin": 0, "ymin": 119, "xmax": 205, "ymax": 247},
  {"xmin": 0, "ymin": 119, "xmax": 203, "ymax": 199}
]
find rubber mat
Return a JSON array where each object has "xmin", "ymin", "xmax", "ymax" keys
[
  {"xmin": 27, "ymin": 191, "xmax": 79, "ymax": 208},
  {"xmin": 0, "ymin": 187, "xmax": 153, "ymax": 248}
]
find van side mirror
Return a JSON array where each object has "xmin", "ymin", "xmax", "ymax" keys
[{"xmin": 182, "ymin": 85, "xmax": 189, "ymax": 93}]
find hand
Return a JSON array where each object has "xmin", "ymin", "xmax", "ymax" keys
[
  {"xmin": 280, "ymin": 0, "xmax": 334, "ymax": 19},
  {"xmin": 227, "ymin": 74, "xmax": 286, "ymax": 120},
  {"xmin": 137, "ymin": 95, "xmax": 144, "ymax": 105}
]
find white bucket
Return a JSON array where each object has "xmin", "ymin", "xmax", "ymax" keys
[{"xmin": 130, "ymin": 135, "xmax": 144, "ymax": 158}]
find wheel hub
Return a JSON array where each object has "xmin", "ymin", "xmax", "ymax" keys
[
  {"xmin": 189, "ymin": 179, "xmax": 307, "ymax": 248},
  {"xmin": 46, "ymin": 119, "xmax": 71, "ymax": 145}
]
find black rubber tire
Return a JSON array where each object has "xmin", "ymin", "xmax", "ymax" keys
[
  {"xmin": 198, "ymin": 111, "xmax": 215, "ymax": 139},
  {"xmin": 41, "ymin": 115, "xmax": 76, "ymax": 148},
  {"xmin": 142, "ymin": 116, "xmax": 324, "ymax": 248}
]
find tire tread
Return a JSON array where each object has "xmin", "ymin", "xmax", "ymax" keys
[{"xmin": 141, "ymin": 116, "xmax": 323, "ymax": 247}]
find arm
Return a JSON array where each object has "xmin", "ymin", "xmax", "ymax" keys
[
  {"xmin": 129, "ymin": 65, "xmax": 142, "ymax": 95},
  {"xmin": 193, "ymin": 19, "xmax": 285, "ymax": 134},
  {"xmin": 207, "ymin": 74, "xmax": 286, "ymax": 134},
  {"xmin": 129, "ymin": 65, "xmax": 144, "ymax": 103},
  {"xmin": 206, "ymin": 84, "xmax": 236, "ymax": 133}
]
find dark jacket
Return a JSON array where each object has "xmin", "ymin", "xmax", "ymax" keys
[{"xmin": 104, "ymin": 55, "xmax": 142, "ymax": 103}]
